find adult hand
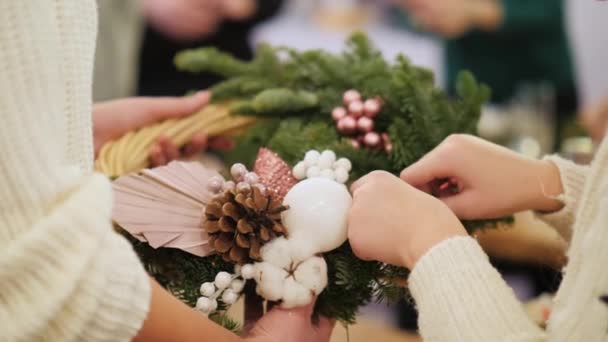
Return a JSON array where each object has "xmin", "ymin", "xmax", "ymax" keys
[
  {"xmin": 400, "ymin": 134, "xmax": 564, "ymax": 220},
  {"xmin": 247, "ymin": 302, "xmax": 334, "ymax": 342},
  {"xmin": 396, "ymin": 0, "xmax": 502, "ymax": 38},
  {"xmin": 349, "ymin": 171, "xmax": 467, "ymax": 269},
  {"xmin": 93, "ymin": 92, "xmax": 231, "ymax": 166},
  {"xmin": 143, "ymin": 0, "xmax": 223, "ymax": 41}
]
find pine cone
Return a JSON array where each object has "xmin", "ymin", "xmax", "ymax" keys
[{"xmin": 204, "ymin": 185, "xmax": 288, "ymax": 264}]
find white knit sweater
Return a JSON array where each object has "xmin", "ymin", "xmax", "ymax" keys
[
  {"xmin": 0, "ymin": 2, "xmax": 150, "ymax": 341},
  {"xmin": 410, "ymin": 138, "xmax": 608, "ymax": 341}
]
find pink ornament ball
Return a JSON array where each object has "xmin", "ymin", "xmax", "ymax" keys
[
  {"xmin": 384, "ymin": 143, "xmax": 393, "ymax": 153},
  {"xmin": 363, "ymin": 132, "xmax": 381, "ymax": 147},
  {"xmin": 337, "ymin": 116, "xmax": 357, "ymax": 135},
  {"xmin": 331, "ymin": 107, "xmax": 347, "ymax": 121},
  {"xmin": 343, "ymin": 89, "xmax": 361, "ymax": 106},
  {"xmin": 348, "ymin": 100, "xmax": 364, "ymax": 118},
  {"xmin": 356, "ymin": 116, "xmax": 374, "ymax": 133},
  {"xmin": 363, "ymin": 98, "xmax": 381, "ymax": 118},
  {"xmin": 350, "ymin": 139, "xmax": 361, "ymax": 149}
]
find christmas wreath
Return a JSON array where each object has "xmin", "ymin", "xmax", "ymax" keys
[{"xmin": 103, "ymin": 33, "xmax": 507, "ymax": 330}]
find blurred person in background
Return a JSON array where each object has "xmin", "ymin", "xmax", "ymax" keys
[
  {"xmin": 93, "ymin": 0, "xmax": 283, "ymax": 164},
  {"xmin": 394, "ymin": 0, "xmax": 577, "ymax": 147},
  {"xmin": 94, "ymin": 0, "xmax": 283, "ymax": 100},
  {"xmin": 138, "ymin": 0, "xmax": 284, "ymax": 96}
]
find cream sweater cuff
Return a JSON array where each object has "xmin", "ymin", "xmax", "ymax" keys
[
  {"xmin": 536, "ymin": 156, "xmax": 589, "ymax": 242},
  {"xmin": 409, "ymin": 236, "xmax": 544, "ymax": 341}
]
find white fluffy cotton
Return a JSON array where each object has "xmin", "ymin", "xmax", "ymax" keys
[{"xmin": 293, "ymin": 256, "xmax": 328, "ymax": 295}]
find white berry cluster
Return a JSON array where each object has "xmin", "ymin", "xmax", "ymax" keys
[
  {"xmin": 241, "ymin": 237, "xmax": 328, "ymax": 309},
  {"xmin": 195, "ymin": 266, "xmax": 250, "ymax": 315},
  {"xmin": 292, "ymin": 150, "xmax": 352, "ymax": 184}
]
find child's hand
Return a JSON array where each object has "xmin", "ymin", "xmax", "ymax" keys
[
  {"xmin": 348, "ymin": 171, "xmax": 466, "ymax": 269},
  {"xmin": 400, "ymin": 134, "xmax": 563, "ymax": 220}
]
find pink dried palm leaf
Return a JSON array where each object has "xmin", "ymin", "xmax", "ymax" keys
[{"xmin": 112, "ymin": 161, "xmax": 222, "ymax": 257}]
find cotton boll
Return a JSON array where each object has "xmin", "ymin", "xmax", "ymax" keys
[
  {"xmin": 334, "ymin": 167, "xmax": 349, "ymax": 184},
  {"xmin": 292, "ymin": 161, "xmax": 308, "ymax": 180},
  {"xmin": 260, "ymin": 237, "xmax": 292, "ymax": 268},
  {"xmin": 282, "ymin": 178, "xmax": 352, "ymax": 253},
  {"xmin": 281, "ymin": 278, "xmax": 313, "ymax": 309},
  {"xmin": 317, "ymin": 150, "xmax": 336, "ymax": 169},
  {"xmin": 255, "ymin": 262, "xmax": 287, "ymax": 301},
  {"xmin": 304, "ymin": 150, "xmax": 320, "ymax": 167},
  {"xmin": 287, "ymin": 238, "xmax": 317, "ymax": 263},
  {"xmin": 334, "ymin": 158, "xmax": 352, "ymax": 172},
  {"xmin": 293, "ymin": 256, "xmax": 328, "ymax": 295},
  {"xmin": 306, "ymin": 166, "xmax": 321, "ymax": 179}
]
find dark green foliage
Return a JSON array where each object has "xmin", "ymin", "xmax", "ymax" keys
[
  {"xmin": 134, "ymin": 32, "xmax": 511, "ymax": 326},
  {"xmin": 209, "ymin": 313, "xmax": 241, "ymax": 334},
  {"xmin": 128, "ymin": 236, "xmax": 233, "ymax": 308}
]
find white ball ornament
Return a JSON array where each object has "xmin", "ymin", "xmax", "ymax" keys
[
  {"xmin": 240, "ymin": 264, "xmax": 256, "ymax": 279},
  {"xmin": 334, "ymin": 167, "xmax": 349, "ymax": 184},
  {"xmin": 196, "ymin": 297, "xmax": 218, "ymax": 314},
  {"xmin": 318, "ymin": 150, "xmax": 336, "ymax": 169},
  {"xmin": 282, "ymin": 178, "xmax": 352, "ymax": 253},
  {"xmin": 221, "ymin": 289, "xmax": 239, "ymax": 305},
  {"xmin": 200, "ymin": 282, "xmax": 216, "ymax": 297},
  {"xmin": 304, "ymin": 150, "xmax": 321, "ymax": 167},
  {"xmin": 334, "ymin": 158, "xmax": 352, "ymax": 172},
  {"xmin": 306, "ymin": 166, "xmax": 321, "ymax": 179},
  {"xmin": 214, "ymin": 271, "xmax": 232, "ymax": 289},
  {"xmin": 292, "ymin": 161, "xmax": 308, "ymax": 180}
]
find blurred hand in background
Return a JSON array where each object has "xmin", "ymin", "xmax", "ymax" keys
[
  {"xmin": 580, "ymin": 96, "xmax": 608, "ymax": 142},
  {"xmin": 142, "ymin": 0, "xmax": 257, "ymax": 41},
  {"xmin": 394, "ymin": 0, "xmax": 502, "ymax": 38}
]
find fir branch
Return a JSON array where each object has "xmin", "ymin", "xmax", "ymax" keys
[
  {"xmin": 175, "ymin": 47, "xmax": 254, "ymax": 77},
  {"xmin": 209, "ymin": 313, "xmax": 241, "ymax": 334},
  {"xmin": 231, "ymin": 88, "xmax": 319, "ymax": 116}
]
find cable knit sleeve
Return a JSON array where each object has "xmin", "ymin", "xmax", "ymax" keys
[
  {"xmin": 535, "ymin": 156, "xmax": 589, "ymax": 242},
  {"xmin": 0, "ymin": 2, "xmax": 150, "ymax": 341},
  {"xmin": 409, "ymin": 236, "xmax": 545, "ymax": 341}
]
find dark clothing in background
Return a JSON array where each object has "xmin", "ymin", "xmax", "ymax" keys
[
  {"xmin": 137, "ymin": 0, "xmax": 283, "ymax": 96},
  {"xmin": 445, "ymin": 0, "xmax": 577, "ymax": 148}
]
